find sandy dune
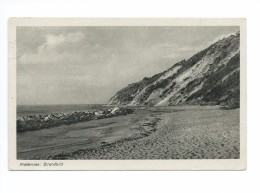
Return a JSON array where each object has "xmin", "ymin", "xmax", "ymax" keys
[{"xmin": 17, "ymin": 106, "xmax": 239, "ymax": 160}]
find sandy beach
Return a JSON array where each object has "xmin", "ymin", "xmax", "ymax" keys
[{"xmin": 17, "ymin": 106, "xmax": 239, "ymax": 160}]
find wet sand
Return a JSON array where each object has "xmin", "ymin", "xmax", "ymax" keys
[{"xmin": 17, "ymin": 106, "xmax": 239, "ymax": 160}]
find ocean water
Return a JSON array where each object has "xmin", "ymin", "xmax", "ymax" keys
[{"xmin": 17, "ymin": 104, "xmax": 115, "ymax": 116}]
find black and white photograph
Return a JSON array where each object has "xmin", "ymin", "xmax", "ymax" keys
[{"xmin": 8, "ymin": 18, "xmax": 246, "ymax": 170}]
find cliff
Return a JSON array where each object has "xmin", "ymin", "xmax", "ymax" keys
[{"xmin": 109, "ymin": 32, "xmax": 240, "ymax": 108}]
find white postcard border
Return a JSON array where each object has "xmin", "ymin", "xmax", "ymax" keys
[{"xmin": 8, "ymin": 18, "xmax": 247, "ymax": 170}]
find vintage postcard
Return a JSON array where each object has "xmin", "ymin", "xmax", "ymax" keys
[{"xmin": 9, "ymin": 18, "xmax": 246, "ymax": 170}]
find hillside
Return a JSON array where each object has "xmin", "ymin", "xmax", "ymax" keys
[{"xmin": 109, "ymin": 32, "xmax": 240, "ymax": 108}]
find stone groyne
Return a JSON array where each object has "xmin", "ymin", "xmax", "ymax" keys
[{"xmin": 17, "ymin": 107, "xmax": 134, "ymax": 132}]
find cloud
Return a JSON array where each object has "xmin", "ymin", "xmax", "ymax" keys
[
  {"xmin": 17, "ymin": 26, "xmax": 240, "ymax": 105},
  {"xmin": 19, "ymin": 31, "xmax": 85, "ymax": 64},
  {"xmin": 48, "ymin": 31, "xmax": 84, "ymax": 44}
]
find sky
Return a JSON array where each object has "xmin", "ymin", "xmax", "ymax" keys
[{"xmin": 17, "ymin": 26, "xmax": 239, "ymax": 105}]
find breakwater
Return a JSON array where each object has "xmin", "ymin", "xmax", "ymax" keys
[{"xmin": 17, "ymin": 107, "xmax": 134, "ymax": 132}]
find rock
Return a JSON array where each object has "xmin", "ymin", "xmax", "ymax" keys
[
  {"xmin": 17, "ymin": 107, "xmax": 134, "ymax": 132},
  {"xmin": 111, "ymin": 107, "xmax": 120, "ymax": 114},
  {"xmin": 17, "ymin": 117, "xmax": 24, "ymax": 121}
]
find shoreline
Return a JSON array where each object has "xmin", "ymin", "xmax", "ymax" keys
[
  {"xmin": 17, "ymin": 105, "xmax": 240, "ymax": 160},
  {"xmin": 50, "ymin": 115, "xmax": 161, "ymax": 160},
  {"xmin": 17, "ymin": 106, "xmax": 134, "ymax": 132}
]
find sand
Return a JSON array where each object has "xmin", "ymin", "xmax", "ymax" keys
[{"xmin": 17, "ymin": 106, "xmax": 240, "ymax": 160}]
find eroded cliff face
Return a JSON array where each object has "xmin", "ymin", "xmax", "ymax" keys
[{"xmin": 109, "ymin": 32, "xmax": 240, "ymax": 108}]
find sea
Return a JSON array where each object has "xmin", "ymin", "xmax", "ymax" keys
[{"xmin": 17, "ymin": 104, "xmax": 115, "ymax": 116}]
